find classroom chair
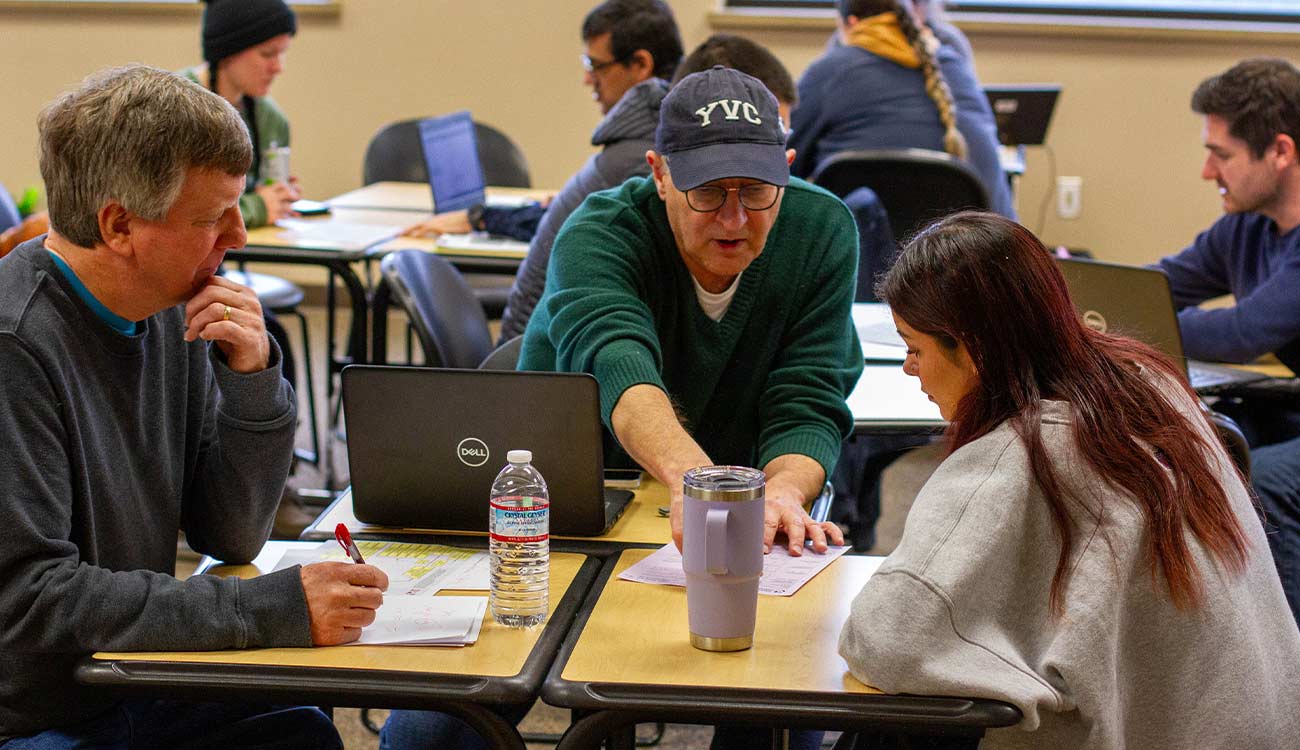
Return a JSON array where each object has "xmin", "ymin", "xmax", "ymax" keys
[
  {"xmin": 361, "ymin": 118, "xmax": 531, "ymax": 188},
  {"xmin": 372, "ymin": 249, "xmax": 493, "ymax": 369},
  {"xmin": 0, "ymin": 183, "xmax": 20, "ymax": 234},
  {"xmin": 362, "ymin": 117, "xmax": 532, "ymax": 319},
  {"xmin": 810, "ymin": 148, "xmax": 990, "ymax": 246}
]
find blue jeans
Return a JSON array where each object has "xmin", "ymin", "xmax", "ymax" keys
[
  {"xmin": 380, "ymin": 704, "xmax": 532, "ymax": 750},
  {"xmin": 380, "ymin": 709, "xmax": 823, "ymax": 749},
  {"xmin": 1252, "ymin": 434, "xmax": 1300, "ymax": 626},
  {"xmin": 0, "ymin": 699, "xmax": 340, "ymax": 750}
]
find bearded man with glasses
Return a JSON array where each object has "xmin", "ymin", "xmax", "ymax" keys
[{"xmin": 520, "ymin": 66, "xmax": 864, "ymax": 566}]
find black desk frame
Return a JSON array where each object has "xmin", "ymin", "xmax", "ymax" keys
[{"xmin": 76, "ymin": 556, "xmax": 603, "ymax": 750}]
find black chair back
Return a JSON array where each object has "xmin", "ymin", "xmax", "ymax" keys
[
  {"xmin": 378, "ymin": 250, "xmax": 493, "ymax": 369},
  {"xmin": 810, "ymin": 148, "xmax": 991, "ymax": 245},
  {"xmin": 362, "ymin": 118, "xmax": 531, "ymax": 188}
]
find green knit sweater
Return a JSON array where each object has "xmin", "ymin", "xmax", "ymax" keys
[
  {"xmin": 180, "ymin": 66, "xmax": 292, "ymax": 228},
  {"xmin": 518, "ymin": 175, "xmax": 863, "ymax": 478}
]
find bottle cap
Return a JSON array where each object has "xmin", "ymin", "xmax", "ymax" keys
[{"xmin": 507, "ymin": 449, "xmax": 532, "ymax": 464}]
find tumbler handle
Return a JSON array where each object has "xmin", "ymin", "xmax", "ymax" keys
[{"xmin": 706, "ymin": 507, "xmax": 728, "ymax": 575}]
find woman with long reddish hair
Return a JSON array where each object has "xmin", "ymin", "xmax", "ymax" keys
[{"xmin": 839, "ymin": 212, "xmax": 1300, "ymax": 748}]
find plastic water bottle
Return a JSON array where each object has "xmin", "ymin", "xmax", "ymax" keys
[{"xmin": 489, "ymin": 449, "xmax": 549, "ymax": 627}]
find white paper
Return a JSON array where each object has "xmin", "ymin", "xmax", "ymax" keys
[
  {"xmin": 273, "ymin": 540, "xmax": 490, "ymax": 596},
  {"xmin": 275, "ymin": 218, "xmax": 402, "ymax": 250},
  {"xmin": 848, "ymin": 364, "xmax": 944, "ymax": 424},
  {"xmin": 353, "ymin": 596, "xmax": 488, "ymax": 646},
  {"xmin": 852, "ymin": 303, "xmax": 907, "ymax": 361},
  {"xmin": 436, "ymin": 232, "xmax": 529, "ymax": 253},
  {"xmin": 619, "ymin": 543, "xmax": 851, "ymax": 597}
]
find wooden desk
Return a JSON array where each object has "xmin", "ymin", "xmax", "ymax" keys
[
  {"xmin": 327, "ymin": 181, "xmax": 550, "ymax": 213},
  {"xmin": 542, "ymin": 549, "xmax": 1020, "ymax": 749},
  {"xmin": 301, "ymin": 481, "xmax": 673, "ymax": 554},
  {"xmin": 77, "ymin": 542, "xmax": 601, "ymax": 750}
]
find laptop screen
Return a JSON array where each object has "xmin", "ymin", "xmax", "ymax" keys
[
  {"xmin": 418, "ymin": 111, "xmax": 487, "ymax": 213},
  {"xmin": 983, "ymin": 84, "xmax": 1061, "ymax": 146},
  {"xmin": 1053, "ymin": 257, "xmax": 1187, "ymax": 371}
]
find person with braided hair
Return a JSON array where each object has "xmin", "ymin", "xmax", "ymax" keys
[
  {"xmin": 181, "ymin": 0, "xmax": 302, "ymax": 228},
  {"xmin": 789, "ymin": 0, "xmax": 1013, "ymax": 218}
]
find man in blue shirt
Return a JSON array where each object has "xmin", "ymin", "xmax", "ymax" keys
[{"xmin": 1155, "ymin": 58, "xmax": 1300, "ymax": 625}]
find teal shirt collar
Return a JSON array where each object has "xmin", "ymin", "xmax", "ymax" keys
[{"xmin": 46, "ymin": 250, "xmax": 138, "ymax": 336}]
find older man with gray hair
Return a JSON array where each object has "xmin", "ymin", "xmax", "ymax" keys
[{"xmin": 0, "ymin": 65, "xmax": 387, "ymax": 748}]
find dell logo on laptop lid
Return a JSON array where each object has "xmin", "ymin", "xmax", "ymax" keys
[{"xmin": 457, "ymin": 437, "xmax": 490, "ymax": 467}]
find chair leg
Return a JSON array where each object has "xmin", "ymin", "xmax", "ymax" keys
[{"xmin": 284, "ymin": 307, "xmax": 320, "ymax": 468}]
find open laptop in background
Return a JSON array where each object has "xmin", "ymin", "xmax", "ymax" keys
[
  {"xmin": 1053, "ymin": 257, "xmax": 1269, "ymax": 393},
  {"xmin": 417, "ymin": 111, "xmax": 530, "ymax": 211},
  {"xmin": 983, "ymin": 84, "xmax": 1061, "ymax": 146},
  {"xmin": 341, "ymin": 365, "xmax": 632, "ymax": 536}
]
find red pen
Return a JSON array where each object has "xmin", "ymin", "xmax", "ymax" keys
[{"xmin": 334, "ymin": 523, "xmax": 366, "ymax": 564}]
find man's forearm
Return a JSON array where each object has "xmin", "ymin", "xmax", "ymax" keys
[
  {"xmin": 763, "ymin": 453, "xmax": 826, "ymax": 507},
  {"xmin": 610, "ymin": 383, "xmax": 711, "ymax": 490}
]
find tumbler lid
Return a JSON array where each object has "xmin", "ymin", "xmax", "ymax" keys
[{"xmin": 682, "ymin": 465, "xmax": 765, "ymax": 502}]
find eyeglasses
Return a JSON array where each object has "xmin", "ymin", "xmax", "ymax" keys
[
  {"xmin": 580, "ymin": 54, "xmax": 627, "ymax": 74},
  {"xmin": 684, "ymin": 183, "xmax": 783, "ymax": 213}
]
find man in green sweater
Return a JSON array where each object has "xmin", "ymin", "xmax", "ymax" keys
[{"xmin": 520, "ymin": 66, "xmax": 863, "ymax": 557}]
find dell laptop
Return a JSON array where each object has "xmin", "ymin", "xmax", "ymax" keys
[
  {"xmin": 1053, "ymin": 257, "xmax": 1268, "ymax": 393},
  {"xmin": 341, "ymin": 365, "xmax": 632, "ymax": 536}
]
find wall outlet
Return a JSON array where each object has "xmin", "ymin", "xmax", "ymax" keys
[{"xmin": 1057, "ymin": 176, "xmax": 1082, "ymax": 220}]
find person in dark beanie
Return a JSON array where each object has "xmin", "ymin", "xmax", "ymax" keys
[{"xmin": 182, "ymin": 0, "xmax": 301, "ymax": 228}]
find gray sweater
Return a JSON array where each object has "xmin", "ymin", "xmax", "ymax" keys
[
  {"xmin": 839, "ymin": 387, "xmax": 1300, "ymax": 749},
  {"xmin": 497, "ymin": 78, "xmax": 668, "ymax": 342},
  {"xmin": 0, "ymin": 240, "xmax": 307, "ymax": 739}
]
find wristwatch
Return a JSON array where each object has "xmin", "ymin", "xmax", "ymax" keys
[{"xmin": 466, "ymin": 203, "xmax": 486, "ymax": 231}]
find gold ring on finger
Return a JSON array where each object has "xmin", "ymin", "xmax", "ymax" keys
[{"xmin": 222, "ymin": 304, "xmax": 231, "ymax": 322}]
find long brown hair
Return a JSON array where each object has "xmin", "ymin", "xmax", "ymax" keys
[{"xmin": 878, "ymin": 212, "xmax": 1250, "ymax": 614}]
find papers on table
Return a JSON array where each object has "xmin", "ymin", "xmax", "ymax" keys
[
  {"xmin": 273, "ymin": 541, "xmax": 491, "ymax": 646},
  {"xmin": 619, "ymin": 543, "xmax": 850, "ymax": 597},
  {"xmin": 436, "ymin": 232, "xmax": 529, "ymax": 256},
  {"xmin": 274, "ymin": 218, "xmax": 403, "ymax": 251},
  {"xmin": 485, "ymin": 194, "xmax": 532, "ymax": 209},
  {"xmin": 353, "ymin": 596, "xmax": 488, "ymax": 646},
  {"xmin": 274, "ymin": 540, "xmax": 490, "ymax": 596},
  {"xmin": 852, "ymin": 303, "xmax": 907, "ymax": 361}
]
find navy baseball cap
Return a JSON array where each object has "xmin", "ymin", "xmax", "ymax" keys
[{"xmin": 655, "ymin": 66, "xmax": 788, "ymax": 192}]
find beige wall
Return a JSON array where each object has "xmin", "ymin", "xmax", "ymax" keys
[{"xmin": 2, "ymin": 2, "xmax": 1298, "ymax": 266}]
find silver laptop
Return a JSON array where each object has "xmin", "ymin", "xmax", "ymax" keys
[
  {"xmin": 341, "ymin": 365, "xmax": 632, "ymax": 536},
  {"xmin": 1053, "ymin": 257, "xmax": 1268, "ymax": 393}
]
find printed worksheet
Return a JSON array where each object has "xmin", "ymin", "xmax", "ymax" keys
[
  {"xmin": 351, "ymin": 596, "xmax": 488, "ymax": 646},
  {"xmin": 273, "ymin": 540, "xmax": 490, "ymax": 596},
  {"xmin": 619, "ymin": 543, "xmax": 851, "ymax": 597}
]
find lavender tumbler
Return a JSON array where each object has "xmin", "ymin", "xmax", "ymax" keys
[{"xmin": 681, "ymin": 466, "xmax": 765, "ymax": 652}]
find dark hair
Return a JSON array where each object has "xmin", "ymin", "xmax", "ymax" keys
[
  {"xmin": 581, "ymin": 0, "xmax": 683, "ymax": 81},
  {"xmin": 877, "ymin": 212, "xmax": 1249, "ymax": 615},
  {"xmin": 672, "ymin": 34, "xmax": 797, "ymax": 107},
  {"xmin": 1192, "ymin": 58, "xmax": 1300, "ymax": 158},
  {"xmin": 837, "ymin": 0, "xmax": 940, "ymax": 19}
]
